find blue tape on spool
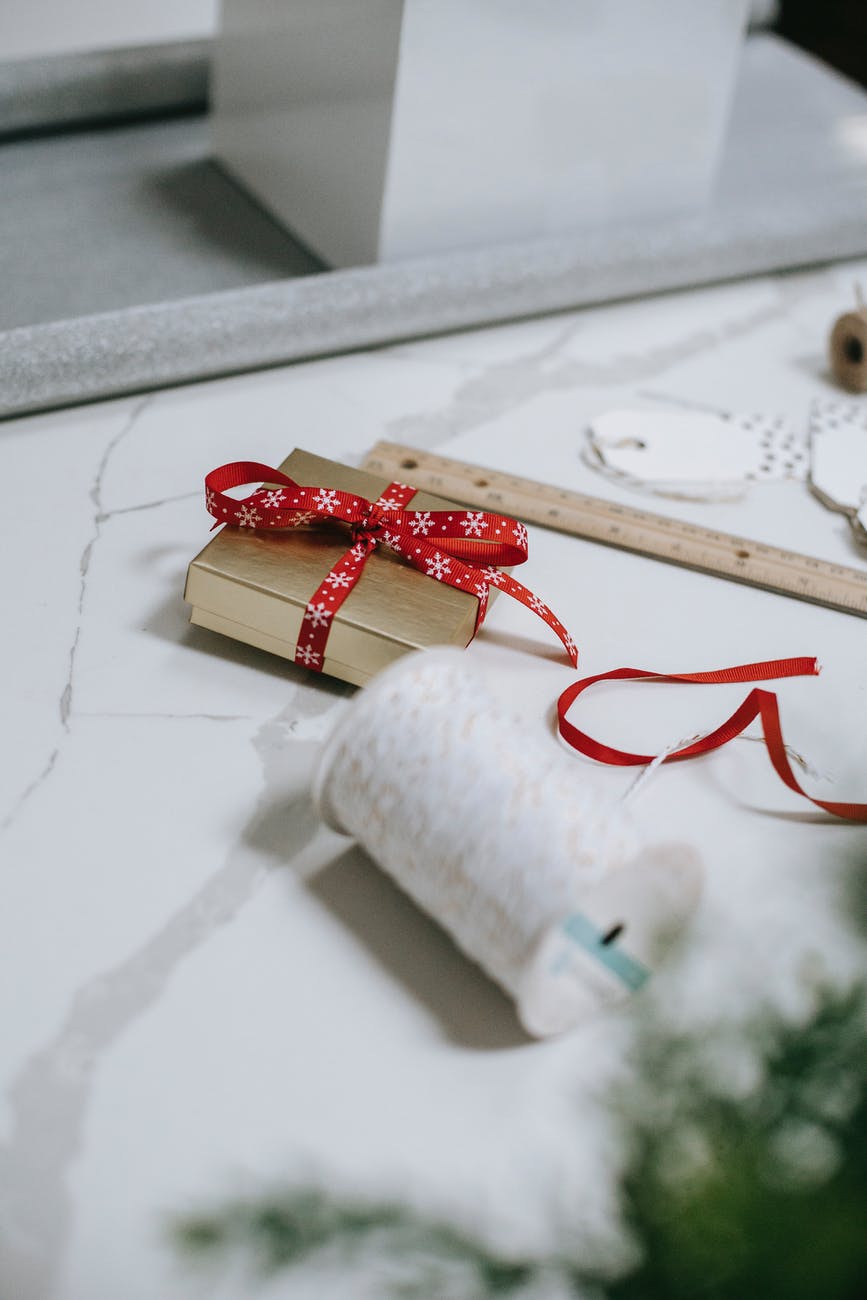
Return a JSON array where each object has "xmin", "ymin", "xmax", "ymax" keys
[{"xmin": 561, "ymin": 913, "xmax": 651, "ymax": 992}]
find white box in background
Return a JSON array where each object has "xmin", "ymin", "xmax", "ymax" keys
[{"xmin": 212, "ymin": 0, "xmax": 749, "ymax": 268}]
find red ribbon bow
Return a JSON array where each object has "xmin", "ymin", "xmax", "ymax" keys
[{"xmin": 204, "ymin": 461, "xmax": 578, "ymax": 672}]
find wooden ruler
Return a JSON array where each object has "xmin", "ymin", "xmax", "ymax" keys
[{"xmin": 362, "ymin": 441, "xmax": 867, "ymax": 619}]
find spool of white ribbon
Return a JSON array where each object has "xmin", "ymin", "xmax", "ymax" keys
[{"xmin": 313, "ymin": 650, "xmax": 702, "ymax": 1036}]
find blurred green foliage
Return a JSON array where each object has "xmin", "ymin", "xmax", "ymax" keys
[
  {"xmin": 173, "ymin": 985, "xmax": 867, "ymax": 1298},
  {"xmin": 612, "ymin": 985, "xmax": 867, "ymax": 1300}
]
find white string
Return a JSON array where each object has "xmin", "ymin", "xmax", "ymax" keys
[
  {"xmin": 738, "ymin": 733, "xmax": 831, "ymax": 783},
  {"xmin": 621, "ymin": 729, "xmax": 831, "ymax": 806},
  {"xmin": 620, "ymin": 731, "xmax": 708, "ymax": 805}
]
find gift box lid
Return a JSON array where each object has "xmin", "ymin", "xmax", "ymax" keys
[{"xmin": 184, "ymin": 448, "xmax": 486, "ymax": 682}]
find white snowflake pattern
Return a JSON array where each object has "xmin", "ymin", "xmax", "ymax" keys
[
  {"xmin": 382, "ymin": 530, "xmax": 402, "ymax": 553},
  {"xmin": 348, "ymin": 542, "xmax": 368, "ymax": 561},
  {"xmin": 481, "ymin": 566, "xmax": 504, "ymax": 587},
  {"xmin": 512, "ymin": 522, "xmax": 528, "ymax": 549},
  {"xmin": 303, "ymin": 602, "xmax": 332, "ymax": 629},
  {"xmin": 473, "ymin": 578, "xmax": 490, "ymax": 597},
  {"xmin": 460, "ymin": 511, "xmax": 485, "ymax": 537},
  {"xmin": 425, "ymin": 552, "xmax": 452, "ymax": 581},
  {"xmin": 296, "ymin": 645, "xmax": 321, "ymax": 667},
  {"xmin": 408, "ymin": 511, "xmax": 433, "ymax": 536},
  {"xmin": 324, "ymin": 570, "xmax": 353, "ymax": 589},
  {"xmin": 563, "ymin": 632, "xmax": 577, "ymax": 661},
  {"xmin": 236, "ymin": 503, "xmax": 263, "ymax": 527},
  {"xmin": 313, "ymin": 488, "xmax": 339, "ymax": 514},
  {"xmin": 205, "ymin": 488, "xmax": 217, "ymax": 512},
  {"xmin": 377, "ymin": 497, "xmax": 405, "ymax": 512},
  {"xmin": 528, "ymin": 593, "xmax": 548, "ymax": 615},
  {"xmin": 287, "ymin": 509, "xmax": 316, "ymax": 528},
  {"xmin": 260, "ymin": 489, "xmax": 287, "ymax": 509}
]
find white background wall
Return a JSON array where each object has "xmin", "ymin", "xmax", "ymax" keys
[{"xmin": 3, "ymin": 0, "xmax": 218, "ymax": 60}]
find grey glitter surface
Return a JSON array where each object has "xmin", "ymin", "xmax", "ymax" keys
[
  {"xmin": 2, "ymin": 34, "xmax": 866, "ymax": 419},
  {"xmin": 0, "ymin": 40, "xmax": 208, "ymax": 136},
  {"xmin": 0, "ymin": 116, "xmax": 322, "ymax": 330}
]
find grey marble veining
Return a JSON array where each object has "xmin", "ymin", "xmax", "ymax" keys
[
  {"xmin": 0, "ymin": 688, "xmax": 345, "ymax": 1300},
  {"xmin": 382, "ymin": 282, "xmax": 815, "ymax": 448}
]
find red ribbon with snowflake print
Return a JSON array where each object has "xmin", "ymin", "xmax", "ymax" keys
[{"xmin": 204, "ymin": 462, "xmax": 578, "ymax": 672}]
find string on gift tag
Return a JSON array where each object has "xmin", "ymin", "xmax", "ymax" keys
[
  {"xmin": 313, "ymin": 649, "xmax": 703, "ymax": 1038},
  {"xmin": 808, "ymin": 398, "xmax": 867, "ymax": 545}
]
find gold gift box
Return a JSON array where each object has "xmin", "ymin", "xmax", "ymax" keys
[{"xmin": 184, "ymin": 448, "xmax": 489, "ymax": 686}]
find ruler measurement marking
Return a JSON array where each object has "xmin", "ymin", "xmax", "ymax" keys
[{"xmin": 363, "ymin": 442, "xmax": 867, "ymax": 618}]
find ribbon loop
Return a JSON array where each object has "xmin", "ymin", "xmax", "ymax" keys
[{"xmin": 557, "ymin": 658, "xmax": 867, "ymax": 822}]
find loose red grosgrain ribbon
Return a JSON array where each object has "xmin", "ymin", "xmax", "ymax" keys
[
  {"xmin": 204, "ymin": 462, "xmax": 578, "ymax": 671},
  {"xmin": 557, "ymin": 658, "xmax": 867, "ymax": 821}
]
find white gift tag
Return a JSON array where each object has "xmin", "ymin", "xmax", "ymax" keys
[
  {"xmin": 587, "ymin": 408, "xmax": 807, "ymax": 500},
  {"xmin": 809, "ymin": 399, "xmax": 867, "ymax": 524}
]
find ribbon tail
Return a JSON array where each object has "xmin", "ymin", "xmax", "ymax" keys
[
  {"xmin": 755, "ymin": 688, "xmax": 867, "ymax": 821},
  {"xmin": 293, "ymin": 540, "xmax": 372, "ymax": 672},
  {"xmin": 493, "ymin": 572, "xmax": 579, "ymax": 667}
]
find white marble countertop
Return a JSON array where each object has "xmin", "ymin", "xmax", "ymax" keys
[{"xmin": 2, "ymin": 260, "xmax": 867, "ymax": 1300}]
